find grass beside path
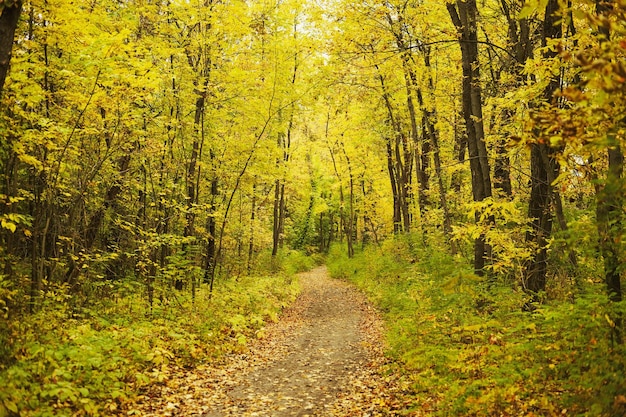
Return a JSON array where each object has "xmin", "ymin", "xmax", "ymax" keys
[
  {"xmin": 326, "ymin": 239, "xmax": 626, "ymax": 417},
  {"xmin": 0, "ymin": 257, "xmax": 306, "ymax": 417}
]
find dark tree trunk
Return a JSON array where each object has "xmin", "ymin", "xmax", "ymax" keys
[
  {"xmin": 183, "ymin": 89, "xmax": 205, "ymax": 298},
  {"xmin": 0, "ymin": 0, "xmax": 22, "ymax": 97},
  {"xmin": 594, "ymin": 0, "xmax": 623, "ymax": 343},
  {"xmin": 523, "ymin": 0, "xmax": 562, "ymax": 294},
  {"xmin": 525, "ymin": 144, "xmax": 554, "ymax": 293},
  {"xmin": 272, "ymin": 177, "xmax": 282, "ymax": 257},
  {"xmin": 340, "ymin": 146, "xmax": 355, "ymax": 258},
  {"xmin": 451, "ymin": 108, "xmax": 467, "ymax": 195},
  {"xmin": 447, "ymin": 0, "xmax": 493, "ymax": 275},
  {"xmin": 247, "ymin": 181, "xmax": 257, "ymax": 274},
  {"xmin": 386, "ymin": 138, "xmax": 402, "ymax": 233},
  {"xmin": 272, "ymin": 125, "xmax": 290, "ymax": 257},
  {"xmin": 375, "ymin": 65, "xmax": 411, "ymax": 233},
  {"xmin": 494, "ymin": 134, "xmax": 513, "ymax": 197},
  {"xmin": 421, "ymin": 46, "xmax": 453, "ymax": 247},
  {"xmin": 204, "ymin": 175, "xmax": 218, "ymax": 282},
  {"xmin": 596, "ymin": 147, "xmax": 623, "ymax": 302},
  {"xmin": 184, "ymin": 95, "xmax": 203, "ymax": 240}
]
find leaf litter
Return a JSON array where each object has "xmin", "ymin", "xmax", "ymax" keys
[{"xmin": 135, "ymin": 266, "xmax": 417, "ymax": 416}]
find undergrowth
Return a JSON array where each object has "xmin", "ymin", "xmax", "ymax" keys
[
  {"xmin": 327, "ymin": 237, "xmax": 626, "ymax": 417},
  {"xmin": 0, "ymin": 254, "xmax": 304, "ymax": 417}
]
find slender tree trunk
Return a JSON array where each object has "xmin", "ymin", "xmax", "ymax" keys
[
  {"xmin": 598, "ymin": 150, "xmax": 624, "ymax": 342},
  {"xmin": 272, "ymin": 177, "xmax": 282, "ymax": 257},
  {"xmin": 451, "ymin": 106, "xmax": 467, "ymax": 195},
  {"xmin": 494, "ymin": 132, "xmax": 513, "ymax": 197},
  {"xmin": 524, "ymin": 0, "xmax": 562, "ymax": 294},
  {"xmin": 388, "ymin": 18, "xmax": 426, "ymax": 224},
  {"xmin": 594, "ymin": 0, "xmax": 623, "ymax": 343},
  {"xmin": 375, "ymin": 65, "xmax": 410, "ymax": 233},
  {"xmin": 422, "ymin": 45, "xmax": 453, "ymax": 246},
  {"xmin": 327, "ymin": 212, "xmax": 335, "ymax": 251},
  {"xmin": 340, "ymin": 146, "xmax": 355, "ymax": 258},
  {"xmin": 386, "ymin": 138, "xmax": 402, "ymax": 233},
  {"xmin": 346, "ymin": 155, "xmax": 355, "ymax": 258},
  {"xmin": 431, "ymin": 113, "xmax": 454, "ymax": 251},
  {"xmin": 29, "ymin": 174, "xmax": 45, "ymax": 313},
  {"xmin": 448, "ymin": 0, "xmax": 493, "ymax": 275},
  {"xmin": 204, "ymin": 175, "xmax": 218, "ymax": 283},
  {"xmin": 247, "ymin": 181, "xmax": 256, "ymax": 274},
  {"xmin": 319, "ymin": 211, "xmax": 325, "ymax": 252}
]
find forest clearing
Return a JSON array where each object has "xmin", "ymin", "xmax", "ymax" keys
[{"xmin": 1, "ymin": 0, "xmax": 626, "ymax": 415}]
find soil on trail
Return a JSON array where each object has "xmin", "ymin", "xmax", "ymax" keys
[{"xmin": 139, "ymin": 266, "xmax": 401, "ymax": 416}]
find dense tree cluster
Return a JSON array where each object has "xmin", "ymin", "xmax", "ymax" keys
[{"xmin": 0, "ymin": 0, "xmax": 625, "ymax": 413}]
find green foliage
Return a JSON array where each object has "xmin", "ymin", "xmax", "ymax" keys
[
  {"xmin": 0, "ymin": 273, "xmax": 299, "ymax": 416},
  {"xmin": 254, "ymin": 249, "xmax": 317, "ymax": 276},
  {"xmin": 327, "ymin": 236, "xmax": 626, "ymax": 416}
]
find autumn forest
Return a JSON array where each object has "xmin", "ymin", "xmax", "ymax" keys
[{"xmin": 1, "ymin": 0, "xmax": 625, "ymax": 415}]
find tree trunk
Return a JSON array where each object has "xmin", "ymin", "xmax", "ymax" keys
[
  {"xmin": 451, "ymin": 107, "xmax": 467, "ymax": 195},
  {"xmin": 386, "ymin": 138, "xmax": 402, "ymax": 233},
  {"xmin": 375, "ymin": 65, "xmax": 411, "ymax": 233},
  {"xmin": 247, "ymin": 181, "xmax": 256, "ymax": 274},
  {"xmin": 319, "ymin": 212, "xmax": 325, "ymax": 252},
  {"xmin": 272, "ymin": 177, "xmax": 282, "ymax": 257},
  {"xmin": 594, "ymin": 0, "xmax": 623, "ymax": 343},
  {"xmin": 341, "ymin": 147, "xmax": 355, "ymax": 258},
  {"xmin": 523, "ymin": 0, "xmax": 562, "ymax": 294},
  {"xmin": 272, "ymin": 124, "xmax": 291, "ymax": 257},
  {"xmin": 0, "ymin": 0, "xmax": 22, "ymax": 97},
  {"xmin": 495, "ymin": 2, "xmax": 532, "ymax": 198},
  {"xmin": 387, "ymin": 15, "xmax": 426, "ymax": 224},
  {"xmin": 203, "ymin": 175, "xmax": 218, "ymax": 283},
  {"xmin": 447, "ymin": 0, "xmax": 493, "ymax": 275},
  {"xmin": 494, "ymin": 132, "xmax": 513, "ymax": 197}
]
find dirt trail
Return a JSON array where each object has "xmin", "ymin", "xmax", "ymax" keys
[{"xmin": 139, "ymin": 266, "xmax": 399, "ymax": 416}]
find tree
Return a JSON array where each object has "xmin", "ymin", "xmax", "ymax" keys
[
  {"xmin": 522, "ymin": 0, "xmax": 563, "ymax": 295},
  {"xmin": 447, "ymin": 0, "xmax": 493, "ymax": 275},
  {"xmin": 0, "ymin": 0, "xmax": 22, "ymax": 97}
]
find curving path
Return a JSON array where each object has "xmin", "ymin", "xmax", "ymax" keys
[{"xmin": 138, "ymin": 266, "xmax": 401, "ymax": 416}]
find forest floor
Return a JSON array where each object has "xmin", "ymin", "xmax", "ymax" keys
[{"xmin": 134, "ymin": 266, "xmax": 409, "ymax": 416}]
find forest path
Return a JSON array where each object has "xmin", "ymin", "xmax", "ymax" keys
[{"xmin": 138, "ymin": 266, "xmax": 402, "ymax": 416}]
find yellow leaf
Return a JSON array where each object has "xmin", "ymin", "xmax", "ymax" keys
[
  {"xmin": 1, "ymin": 220, "xmax": 16, "ymax": 233},
  {"xmin": 5, "ymin": 401, "xmax": 18, "ymax": 414}
]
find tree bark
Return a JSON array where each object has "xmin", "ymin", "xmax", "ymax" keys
[
  {"xmin": 447, "ymin": 0, "xmax": 493, "ymax": 275},
  {"xmin": 386, "ymin": 13, "xmax": 426, "ymax": 224},
  {"xmin": 594, "ymin": 0, "xmax": 623, "ymax": 343},
  {"xmin": 523, "ymin": 0, "xmax": 562, "ymax": 294},
  {"xmin": 0, "ymin": 0, "xmax": 22, "ymax": 97},
  {"xmin": 375, "ymin": 65, "xmax": 411, "ymax": 233}
]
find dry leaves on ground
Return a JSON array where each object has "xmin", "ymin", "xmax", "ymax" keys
[{"xmin": 133, "ymin": 267, "xmax": 418, "ymax": 416}]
